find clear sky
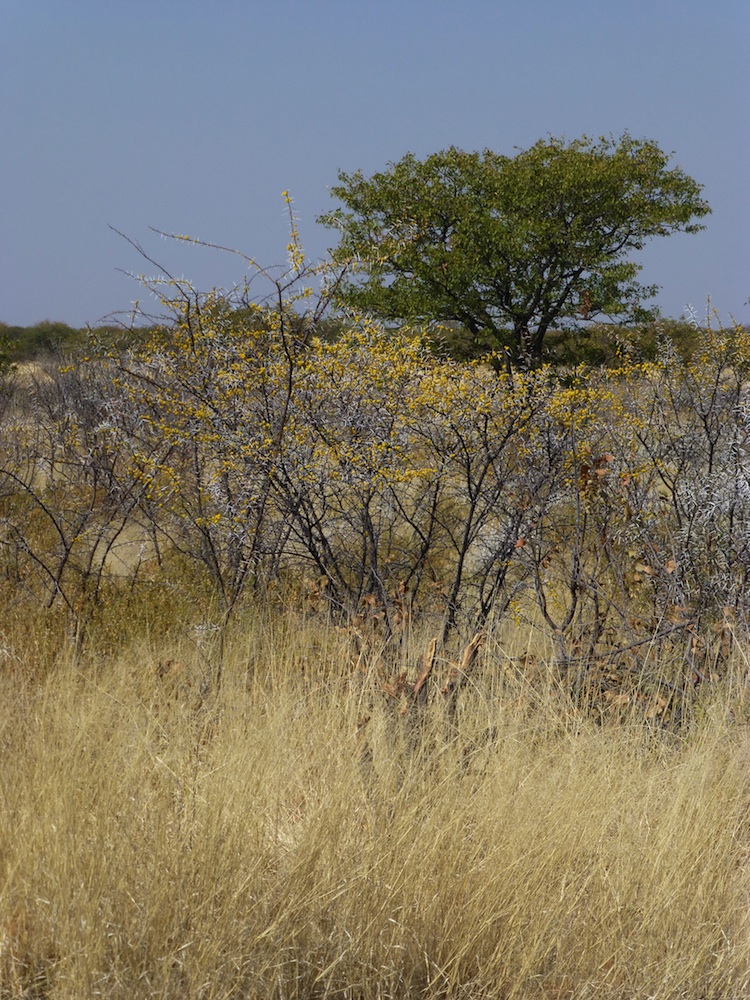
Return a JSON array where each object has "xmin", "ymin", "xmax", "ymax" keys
[{"xmin": 1, "ymin": 0, "xmax": 748, "ymax": 328}]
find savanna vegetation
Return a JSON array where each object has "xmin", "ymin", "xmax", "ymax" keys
[
  {"xmin": 2, "ymin": 145, "xmax": 749, "ymax": 998},
  {"xmin": 0, "ymin": 320, "xmax": 149, "ymax": 366}
]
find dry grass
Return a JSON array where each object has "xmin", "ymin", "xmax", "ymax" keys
[{"xmin": 1, "ymin": 616, "xmax": 749, "ymax": 998}]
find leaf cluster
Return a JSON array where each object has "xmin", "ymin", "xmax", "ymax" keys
[{"xmin": 320, "ymin": 134, "xmax": 710, "ymax": 365}]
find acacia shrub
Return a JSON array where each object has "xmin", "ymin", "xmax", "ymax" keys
[
  {"xmin": 0, "ymin": 354, "xmax": 165, "ymax": 648},
  {"xmin": 2, "ymin": 248, "xmax": 749, "ymax": 721}
]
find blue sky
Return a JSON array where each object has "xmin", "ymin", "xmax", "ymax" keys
[{"xmin": 1, "ymin": 0, "xmax": 748, "ymax": 328}]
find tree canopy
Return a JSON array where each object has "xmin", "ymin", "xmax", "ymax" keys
[{"xmin": 319, "ymin": 134, "xmax": 711, "ymax": 366}]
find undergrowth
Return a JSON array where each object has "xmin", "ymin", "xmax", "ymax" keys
[{"xmin": 1, "ymin": 612, "xmax": 749, "ymax": 999}]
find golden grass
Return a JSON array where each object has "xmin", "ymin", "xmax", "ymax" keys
[{"xmin": 1, "ymin": 616, "xmax": 749, "ymax": 998}]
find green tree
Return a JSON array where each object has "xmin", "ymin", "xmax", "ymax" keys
[{"xmin": 319, "ymin": 134, "xmax": 710, "ymax": 366}]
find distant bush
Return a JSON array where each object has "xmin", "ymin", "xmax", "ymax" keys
[
  {"xmin": 545, "ymin": 316, "xmax": 706, "ymax": 365},
  {"xmin": 0, "ymin": 320, "xmax": 157, "ymax": 363},
  {"xmin": 422, "ymin": 316, "xmax": 708, "ymax": 366},
  {"xmin": 0, "ymin": 320, "xmax": 82, "ymax": 360}
]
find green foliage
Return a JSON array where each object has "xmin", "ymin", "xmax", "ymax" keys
[
  {"xmin": 546, "ymin": 316, "xmax": 706, "ymax": 365},
  {"xmin": 319, "ymin": 134, "xmax": 710, "ymax": 366},
  {"xmin": 0, "ymin": 320, "xmax": 82, "ymax": 359},
  {"xmin": 0, "ymin": 320, "xmax": 154, "ymax": 362}
]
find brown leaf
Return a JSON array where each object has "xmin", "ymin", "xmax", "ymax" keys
[{"xmin": 604, "ymin": 691, "xmax": 631, "ymax": 707}]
